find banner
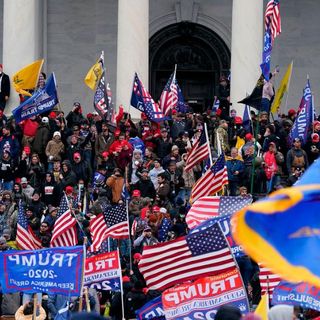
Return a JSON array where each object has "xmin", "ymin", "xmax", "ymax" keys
[
  {"xmin": 84, "ymin": 250, "xmax": 121, "ymax": 291},
  {"xmin": 289, "ymin": 79, "xmax": 313, "ymax": 145},
  {"xmin": 12, "ymin": 73, "xmax": 59, "ymax": 123},
  {"xmin": 162, "ymin": 268, "xmax": 249, "ymax": 320},
  {"xmin": 136, "ymin": 296, "xmax": 165, "ymax": 320},
  {"xmin": 260, "ymin": 28, "xmax": 272, "ymax": 81},
  {"xmin": 272, "ymin": 281, "xmax": 320, "ymax": 312},
  {"xmin": 84, "ymin": 53, "xmax": 103, "ymax": 90},
  {"xmin": 271, "ymin": 61, "xmax": 293, "ymax": 113},
  {"xmin": 0, "ymin": 246, "xmax": 84, "ymax": 296},
  {"xmin": 13, "ymin": 59, "xmax": 44, "ymax": 96}
]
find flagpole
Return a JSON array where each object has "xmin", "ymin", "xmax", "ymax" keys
[
  {"xmin": 284, "ymin": 61, "xmax": 294, "ymax": 114},
  {"xmin": 204, "ymin": 123, "xmax": 213, "ymax": 165},
  {"xmin": 173, "ymin": 64, "xmax": 177, "ymax": 81},
  {"xmin": 126, "ymin": 198, "xmax": 132, "ymax": 272},
  {"xmin": 79, "ymin": 239, "xmax": 87, "ymax": 312},
  {"xmin": 118, "ymin": 247, "xmax": 126, "ymax": 320}
]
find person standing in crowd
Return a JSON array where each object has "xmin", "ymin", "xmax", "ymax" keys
[
  {"xmin": 226, "ymin": 147, "xmax": 244, "ymax": 196},
  {"xmin": 0, "ymin": 64, "xmax": 10, "ymax": 111}
]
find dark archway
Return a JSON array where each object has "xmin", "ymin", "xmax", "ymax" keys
[{"xmin": 150, "ymin": 22, "xmax": 230, "ymax": 113}]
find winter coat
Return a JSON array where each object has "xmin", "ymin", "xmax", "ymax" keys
[
  {"xmin": 106, "ymin": 175, "xmax": 124, "ymax": 203},
  {"xmin": 226, "ymin": 158, "xmax": 244, "ymax": 182},
  {"xmin": 133, "ymin": 178, "xmax": 156, "ymax": 199},
  {"xmin": 72, "ymin": 160, "xmax": 92, "ymax": 184},
  {"xmin": 33, "ymin": 123, "xmax": 50, "ymax": 155},
  {"xmin": 45, "ymin": 138, "xmax": 65, "ymax": 161}
]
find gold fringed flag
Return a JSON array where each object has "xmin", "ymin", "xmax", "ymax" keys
[
  {"xmin": 84, "ymin": 52, "xmax": 103, "ymax": 90},
  {"xmin": 232, "ymin": 160, "xmax": 320, "ymax": 288},
  {"xmin": 13, "ymin": 59, "xmax": 44, "ymax": 96},
  {"xmin": 271, "ymin": 61, "xmax": 293, "ymax": 113}
]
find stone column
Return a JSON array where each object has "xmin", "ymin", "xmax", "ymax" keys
[
  {"xmin": 3, "ymin": 0, "xmax": 44, "ymax": 113},
  {"xmin": 116, "ymin": 0, "xmax": 149, "ymax": 118},
  {"xmin": 230, "ymin": 0, "xmax": 263, "ymax": 115}
]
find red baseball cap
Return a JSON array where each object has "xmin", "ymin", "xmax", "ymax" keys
[
  {"xmin": 132, "ymin": 190, "xmax": 141, "ymax": 197},
  {"xmin": 245, "ymin": 133, "xmax": 253, "ymax": 141},
  {"xmin": 73, "ymin": 152, "xmax": 81, "ymax": 160}
]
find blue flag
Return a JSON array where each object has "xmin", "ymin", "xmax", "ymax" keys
[
  {"xmin": 176, "ymin": 83, "xmax": 188, "ymax": 113},
  {"xmin": 289, "ymin": 79, "xmax": 313, "ymax": 145},
  {"xmin": 54, "ymin": 301, "xmax": 71, "ymax": 320},
  {"xmin": 212, "ymin": 98, "xmax": 220, "ymax": 112},
  {"xmin": 232, "ymin": 159, "xmax": 320, "ymax": 288},
  {"xmin": 0, "ymin": 246, "xmax": 84, "ymax": 295},
  {"xmin": 135, "ymin": 296, "xmax": 165, "ymax": 320},
  {"xmin": 131, "ymin": 73, "xmax": 167, "ymax": 122},
  {"xmin": 13, "ymin": 73, "xmax": 59, "ymax": 123},
  {"xmin": 260, "ymin": 28, "xmax": 272, "ymax": 80},
  {"xmin": 272, "ymin": 281, "xmax": 320, "ymax": 312},
  {"xmin": 242, "ymin": 105, "xmax": 252, "ymax": 133}
]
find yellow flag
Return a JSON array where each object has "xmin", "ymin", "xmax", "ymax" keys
[
  {"xmin": 84, "ymin": 56, "xmax": 103, "ymax": 90},
  {"xmin": 254, "ymin": 293, "xmax": 269, "ymax": 320},
  {"xmin": 271, "ymin": 61, "xmax": 293, "ymax": 113},
  {"xmin": 13, "ymin": 59, "xmax": 44, "ymax": 96}
]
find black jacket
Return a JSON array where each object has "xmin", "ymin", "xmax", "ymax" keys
[{"xmin": 0, "ymin": 73, "xmax": 10, "ymax": 100}]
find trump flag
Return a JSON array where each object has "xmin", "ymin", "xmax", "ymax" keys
[
  {"xmin": 232, "ymin": 159, "xmax": 320, "ymax": 288},
  {"xmin": 162, "ymin": 268, "xmax": 249, "ymax": 320}
]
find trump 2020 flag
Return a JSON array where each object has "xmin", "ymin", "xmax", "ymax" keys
[
  {"xmin": 289, "ymin": 79, "xmax": 313, "ymax": 145},
  {"xmin": 162, "ymin": 269, "xmax": 249, "ymax": 320},
  {"xmin": 260, "ymin": 28, "xmax": 272, "ymax": 81},
  {"xmin": 13, "ymin": 73, "xmax": 58, "ymax": 123},
  {"xmin": 0, "ymin": 246, "xmax": 84, "ymax": 295},
  {"xmin": 232, "ymin": 159, "xmax": 320, "ymax": 288}
]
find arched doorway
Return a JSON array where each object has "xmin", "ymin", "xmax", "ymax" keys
[{"xmin": 150, "ymin": 22, "xmax": 230, "ymax": 113}]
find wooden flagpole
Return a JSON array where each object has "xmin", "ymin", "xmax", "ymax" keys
[{"xmin": 32, "ymin": 294, "xmax": 37, "ymax": 320}]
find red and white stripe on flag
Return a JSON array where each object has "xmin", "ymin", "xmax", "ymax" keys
[
  {"xmin": 265, "ymin": 0, "xmax": 281, "ymax": 40},
  {"xmin": 259, "ymin": 264, "xmax": 281, "ymax": 298}
]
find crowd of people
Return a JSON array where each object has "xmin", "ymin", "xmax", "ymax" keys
[{"xmin": 0, "ymin": 73, "xmax": 318, "ymax": 319}]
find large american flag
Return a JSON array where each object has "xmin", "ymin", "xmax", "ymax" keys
[
  {"xmin": 90, "ymin": 203, "xmax": 129, "ymax": 252},
  {"xmin": 185, "ymin": 130, "xmax": 209, "ymax": 171},
  {"xmin": 159, "ymin": 73, "xmax": 178, "ymax": 116},
  {"xmin": 50, "ymin": 194, "xmax": 78, "ymax": 247},
  {"xmin": 94, "ymin": 70, "xmax": 109, "ymax": 118},
  {"xmin": 259, "ymin": 264, "xmax": 281, "ymax": 298},
  {"xmin": 190, "ymin": 154, "xmax": 228, "ymax": 204},
  {"xmin": 131, "ymin": 73, "xmax": 167, "ymax": 122},
  {"xmin": 139, "ymin": 222, "xmax": 235, "ymax": 290},
  {"xmin": 186, "ymin": 196, "xmax": 253, "ymax": 229},
  {"xmin": 265, "ymin": 0, "xmax": 281, "ymax": 41},
  {"xmin": 16, "ymin": 201, "xmax": 42, "ymax": 250}
]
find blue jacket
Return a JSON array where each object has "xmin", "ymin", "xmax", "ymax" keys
[{"xmin": 226, "ymin": 158, "xmax": 244, "ymax": 182}]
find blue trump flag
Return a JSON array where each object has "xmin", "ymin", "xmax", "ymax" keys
[
  {"xmin": 0, "ymin": 246, "xmax": 84, "ymax": 296},
  {"xmin": 13, "ymin": 73, "xmax": 59, "ymax": 123},
  {"xmin": 232, "ymin": 159, "xmax": 320, "ymax": 288},
  {"xmin": 135, "ymin": 296, "xmax": 165, "ymax": 320},
  {"xmin": 242, "ymin": 105, "xmax": 252, "ymax": 133},
  {"xmin": 176, "ymin": 83, "xmax": 188, "ymax": 113},
  {"xmin": 272, "ymin": 281, "xmax": 320, "ymax": 312},
  {"xmin": 289, "ymin": 79, "xmax": 313, "ymax": 145},
  {"xmin": 260, "ymin": 28, "xmax": 272, "ymax": 81}
]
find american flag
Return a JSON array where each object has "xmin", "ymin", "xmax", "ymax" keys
[
  {"xmin": 190, "ymin": 154, "xmax": 228, "ymax": 204},
  {"xmin": 186, "ymin": 196, "xmax": 253, "ymax": 229},
  {"xmin": 159, "ymin": 73, "xmax": 178, "ymax": 116},
  {"xmin": 185, "ymin": 130, "xmax": 209, "ymax": 171},
  {"xmin": 131, "ymin": 73, "xmax": 167, "ymax": 122},
  {"xmin": 16, "ymin": 201, "xmax": 42, "ymax": 250},
  {"xmin": 139, "ymin": 222, "xmax": 236, "ymax": 290},
  {"xmin": 94, "ymin": 70, "xmax": 109, "ymax": 117},
  {"xmin": 259, "ymin": 264, "xmax": 281, "ymax": 298},
  {"xmin": 265, "ymin": 0, "xmax": 281, "ymax": 41},
  {"xmin": 50, "ymin": 194, "xmax": 78, "ymax": 247},
  {"xmin": 90, "ymin": 203, "xmax": 129, "ymax": 252}
]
